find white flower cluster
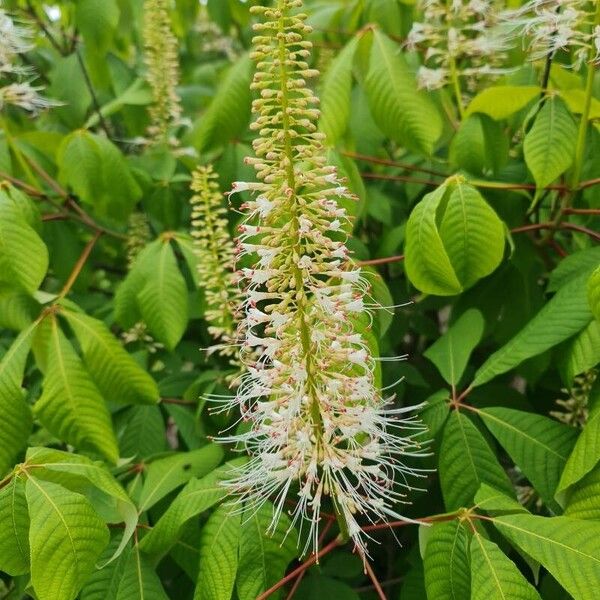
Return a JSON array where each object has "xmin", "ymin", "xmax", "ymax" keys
[
  {"xmin": 503, "ymin": 0, "xmax": 600, "ymax": 68},
  {"xmin": 0, "ymin": 9, "xmax": 55, "ymax": 113},
  {"xmin": 220, "ymin": 0, "xmax": 427, "ymax": 556},
  {"xmin": 407, "ymin": 0, "xmax": 510, "ymax": 91}
]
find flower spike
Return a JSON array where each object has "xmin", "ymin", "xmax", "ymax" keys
[{"xmin": 221, "ymin": 0, "xmax": 428, "ymax": 557}]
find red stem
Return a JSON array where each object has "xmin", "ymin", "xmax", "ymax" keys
[{"xmin": 364, "ymin": 559, "xmax": 388, "ymax": 600}]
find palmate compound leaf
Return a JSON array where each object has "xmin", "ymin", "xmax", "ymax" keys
[
  {"xmin": 34, "ymin": 317, "xmax": 119, "ymax": 463},
  {"xmin": 137, "ymin": 444, "xmax": 225, "ymax": 512},
  {"xmin": 26, "ymin": 476, "xmax": 109, "ymax": 600},
  {"xmin": 439, "ymin": 411, "xmax": 514, "ymax": 511},
  {"xmin": 23, "ymin": 447, "xmax": 137, "ymax": 566},
  {"xmin": 319, "ymin": 35, "xmax": 359, "ymax": 145},
  {"xmin": 0, "ymin": 477, "xmax": 30, "ymax": 575},
  {"xmin": 139, "ymin": 459, "xmax": 246, "ymax": 557},
  {"xmin": 236, "ymin": 501, "xmax": 299, "ymax": 600},
  {"xmin": 194, "ymin": 504, "xmax": 241, "ymax": 600},
  {"xmin": 0, "ymin": 323, "xmax": 35, "ymax": 476},
  {"xmin": 490, "ymin": 513, "xmax": 600, "ymax": 600},
  {"xmin": 363, "ymin": 30, "xmax": 442, "ymax": 156},
  {"xmin": 478, "ymin": 407, "xmax": 577, "ymax": 508},
  {"xmin": 470, "ymin": 534, "xmax": 541, "ymax": 600},
  {"xmin": 424, "ymin": 309, "xmax": 485, "ymax": 386},
  {"xmin": 62, "ymin": 308, "xmax": 159, "ymax": 405},
  {"xmin": 423, "ymin": 520, "xmax": 471, "ymax": 600},
  {"xmin": 405, "ymin": 178, "xmax": 505, "ymax": 296},
  {"xmin": 524, "ymin": 96, "xmax": 577, "ymax": 190},
  {"xmin": 472, "ymin": 273, "xmax": 592, "ymax": 387}
]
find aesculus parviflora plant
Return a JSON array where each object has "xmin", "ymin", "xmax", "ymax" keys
[{"xmin": 222, "ymin": 0, "xmax": 427, "ymax": 555}]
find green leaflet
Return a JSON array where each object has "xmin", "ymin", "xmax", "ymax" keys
[
  {"xmin": 23, "ymin": 447, "xmax": 137, "ymax": 566},
  {"xmin": 75, "ymin": 0, "xmax": 119, "ymax": 53},
  {"xmin": 26, "ymin": 476, "xmax": 109, "ymax": 600},
  {"xmin": 560, "ymin": 381, "xmax": 600, "ymax": 492},
  {"xmin": 80, "ymin": 538, "xmax": 131, "ymax": 600},
  {"xmin": 0, "ymin": 477, "xmax": 30, "ymax": 575},
  {"xmin": 405, "ymin": 178, "xmax": 505, "ymax": 296},
  {"xmin": 236, "ymin": 502, "xmax": 298, "ymax": 600},
  {"xmin": 194, "ymin": 505, "xmax": 241, "ymax": 600},
  {"xmin": 139, "ymin": 459, "xmax": 244, "ymax": 557},
  {"xmin": 0, "ymin": 325, "xmax": 35, "ymax": 476},
  {"xmin": 119, "ymin": 405, "xmax": 168, "ymax": 459},
  {"xmin": 0, "ymin": 193, "xmax": 49, "ymax": 294},
  {"xmin": 423, "ymin": 520, "xmax": 471, "ymax": 600},
  {"xmin": 62, "ymin": 309, "xmax": 159, "ymax": 405},
  {"xmin": 137, "ymin": 239, "xmax": 189, "ymax": 351},
  {"xmin": 588, "ymin": 265, "xmax": 600, "ymax": 321},
  {"xmin": 319, "ymin": 36, "xmax": 359, "ymax": 145},
  {"xmin": 466, "ymin": 86, "xmax": 541, "ymax": 120},
  {"xmin": 363, "ymin": 30, "xmax": 442, "ymax": 155},
  {"xmin": 115, "ymin": 545, "xmax": 168, "ymax": 600},
  {"xmin": 424, "ymin": 309, "xmax": 485, "ymax": 386},
  {"xmin": 470, "ymin": 534, "xmax": 541, "ymax": 600},
  {"xmin": 524, "ymin": 97, "xmax": 577, "ymax": 189},
  {"xmin": 472, "ymin": 273, "xmax": 592, "ymax": 387},
  {"xmin": 478, "ymin": 407, "xmax": 577, "ymax": 508},
  {"xmin": 138, "ymin": 444, "xmax": 224, "ymax": 512},
  {"xmin": 34, "ymin": 318, "xmax": 119, "ymax": 463},
  {"xmin": 560, "ymin": 319, "xmax": 600, "ymax": 384},
  {"xmin": 491, "ymin": 514, "xmax": 600, "ymax": 600},
  {"xmin": 189, "ymin": 53, "xmax": 254, "ymax": 152},
  {"xmin": 439, "ymin": 411, "xmax": 514, "ymax": 511}
]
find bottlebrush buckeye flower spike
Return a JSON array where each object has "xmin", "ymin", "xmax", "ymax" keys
[
  {"xmin": 190, "ymin": 164, "xmax": 240, "ymax": 359},
  {"xmin": 220, "ymin": 0, "xmax": 428, "ymax": 557}
]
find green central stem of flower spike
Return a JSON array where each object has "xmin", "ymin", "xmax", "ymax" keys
[{"xmin": 275, "ymin": 0, "xmax": 349, "ymax": 541}]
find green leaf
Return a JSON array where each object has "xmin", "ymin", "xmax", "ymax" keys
[
  {"xmin": 439, "ymin": 411, "xmax": 514, "ymax": 511},
  {"xmin": 236, "ymin": 502, "xmax": 298, "ymax": 600},
  {"xmin": 319, "ymin": 36, "xmax": 359, "ymax": 145},
  {"xmin": 194, "ymin": 505, "xmax": 241, "ymax": 600},
  {"xmin": 0, "ymin": 477, "xmax": 30, "ymax": 575},
  {"xmin": 24, "ymin": 447, "xmax": 137, "ymax": 566},
  {"xmin": 26, "ymin": 476, "xmax": 109, "ymax": 600},
  {"xmin": 119, "ymin": 405, "xmax": 167, "ymax": 459},
  {"xmin": 363, "ymin": 30, "xmax": 442, "ymax": 155},
  {"xmin": 470, "ymin": 533, "xmax": 541, "ymax": 600},
  {"xmin": 478, "ymin": 407, "xmax": 577, "ymax": 508},
  {"xmin": 189, "ymin": 54, "xmax": 254, "ymax": 152},
  {"xmin": 62, "ymin": 309, "xmax": 159, "ymax": 405},
  {"xmin": 139, "ymin": 460, "xmax": 243, "ymax": 557},
  {"xmin": 548, "ymin": 247, "xmax": 600, "ymax": 292},
  {"xmin": 404, "ymin": 184, "xmax": 462, "ymax": 295},
  {"xmin": 34, "ymin": 318, "xmax": 119, "ymax": 463},
  {"xmin": 80, "ymin": 538, "xmax": 130, "ymax": 600},
  {"xmin": 0, "ymin": 326, "xmax": 34, "ymax": 476},
  {"xmin": 424, "ymin": 309, "xmax": 485, "ymax": 385},
  {"xmin": 137, "ymin": 240, "xmax": 189, "ymax": 350},
  {"xmin": 138, "ymin": 445, "xmax": 224, "ymax": 512},
  {"xmin": 0, "ymin": 196, "xmax": 49, "ymax": 294},
  {"xmin": 560, "ymin": 319, "xmax": 600, "ymax": 384},
  {"xmin": 466, "ymin": 86, "xmax": 541, "ymax": 120},
  {"xmin": 449, "ymin": 114, "xmax": 508, "ymax": 176},
  {"xmin": 423, "ymin": 520, "xmax": 471, "ymax": 600},
  {"xmin": 420, "ymin": 390, "xmax": 451, "ymax": 438},
  {"xmin": 524, "ymin": 97, "xmax": 577, "ymax": 189},
  {"xmin": 76, "ymin": 0, "xmax": 119, "ymax": 53},
  {"xmin": 472, "ymin": 274, "xmax": 592, "ymax": 386},
  {"xmin": 116, "ymin": 545, "xmax": 168, "ymax": 600},
  {"xmin": 405, "ymin": 179, "xmax": 505, "ymax": 296},
  {"xmin": 492, "ymin": 513, "xmax": 600, "ymax": 600},
  {"xmin": 564, "ymin": 465, "xmax": 600, "ymax": 520},
  {"xmin": 588, "ymin": 265, "xmax": 600, "ymax": 321},
  {"xmin": 559, "ymin": 382, "xmax": 600, "ymax": 492},
  {"xmin": 58, "ymin": 131, "xmax": 141, "ymax": 221}
]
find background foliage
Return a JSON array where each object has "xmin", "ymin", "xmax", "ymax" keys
[{"xmin": 1, "ymin": 0, "xmax": 600, "ymax": 599}]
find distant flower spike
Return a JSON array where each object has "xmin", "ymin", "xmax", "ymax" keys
[
  {"xmin": 143, "ymin": 0, "xmax": 182, "ymax": 143},
  {"xmin": 126, "ymin": 212, "xmax": 152, "ymax": 269},
  {"xmin": 406, "ymin": 0, "xmax": 510, "ymax": 92},
  {"xmin": 220, "ymin": 0, "xmax": 427, "ymax": 557},
  {"xmin": 190, "ymin": 165, "xmax": 239, "ymax": 357}
]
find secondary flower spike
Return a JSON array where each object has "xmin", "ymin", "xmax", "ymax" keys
[{"xmin": 221, "ymin": 0, "xmax": 427, "ymax": 556}]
